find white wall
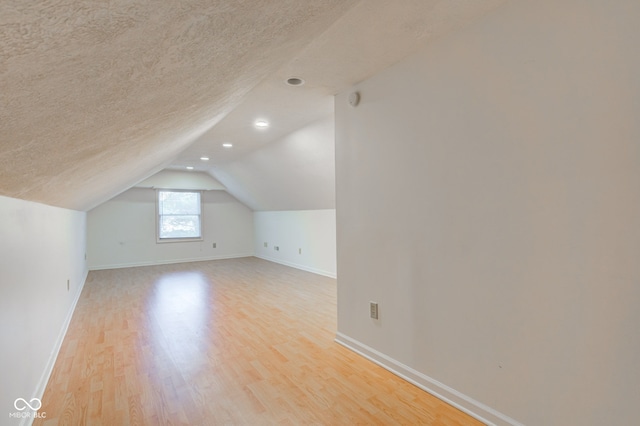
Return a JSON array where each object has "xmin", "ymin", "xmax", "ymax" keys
[
  {"xmin": 254, "ymin": 210, "xmax": 336, "ymax": 278},
  {"xmin": 134, "ymin": 170, "xmax": 226, "ymax": 191},
  {"xmin": 88, "ymin": 188, "xmax": 253, "ymax": 269},
  {"xmin": 0, "ymin": 195, "xmax": 87, "ymax": 424},
  {"xmin": 335, "ymin": 1, "xmax": 640, "ymax": 425}
]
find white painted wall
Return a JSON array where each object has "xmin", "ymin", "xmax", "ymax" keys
[
  {"xmin": 335, "ymin": 1, "xmax": 640, "ymax": 425},
  {"xmin": 88, "ymin": 188, "xmax": 253, "ymax": 269},
  {"xmin": 0, "ymin": 195, "xmax": 87, "ymax": 424},
  {"xmin": 134, "ymin": 170, "xmax": 226, "ymax": 190},
  {"xmin": 211, "ymin": 116, "xmax": 335, "ymax": 211},
  {"xmin": 254, "ymin": 210, "xmax": 336, "ymax": 278}
]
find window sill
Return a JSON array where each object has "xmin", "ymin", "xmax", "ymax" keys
[{"xmin": 156, "ymin": 237, "xmax": 204, "ymax": 244}]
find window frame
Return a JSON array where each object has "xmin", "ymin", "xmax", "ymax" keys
[{"xmin": 156, "ymin": 189, "xmax": 204, "ymax": 243}]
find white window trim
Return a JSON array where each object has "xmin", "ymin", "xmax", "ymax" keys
[{"xmin": 156, "ymin": 189, "xmax": 204, "ymax": 243}]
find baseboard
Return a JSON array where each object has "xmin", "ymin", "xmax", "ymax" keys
[
  {"xmin": 88, "ymin": 253, "xmax": 254, "ymax": 271},
  {"xmin": 22, "ymin": 269, "xmax": 89, "ymax": 426},
  {"xmin": 334, "ymin": 332, "xmax": 523, "ymax": 426},
  {"xmin": 255, "ymin": 254, "xmax": 337, "ymax": 278}
]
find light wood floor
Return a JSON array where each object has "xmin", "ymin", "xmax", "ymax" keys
[{"xmin": 36, "ymin": 257, "xmax": 481, "ymax": 425}]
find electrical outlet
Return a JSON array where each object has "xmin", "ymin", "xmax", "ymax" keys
[
  {"xmin": 67, "ymin": 279, "xmax": 70, "ymax": 291},
  {"xmin": 370, "ymin": 302, "xmax": 379, "ymax": 319},
  {"xmin": 212, "ymin": 242, "xmax": 216, "ymax": 248},
  {"xmin": 298, "ymin": 248, "xmax": 302, "ymax": 254}
]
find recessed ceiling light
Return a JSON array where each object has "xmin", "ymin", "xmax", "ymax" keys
[
  {"xmin": 255, "ymin": 120, "xmax": 269, "ymax": 128},
  {"xmin": 286, "ymin": 77, "xmax": 305, "ymax": 86},
  {"xmin": 222, "ymin": 143, "xmax": 233, "ymax": 148},
  {"xmin": 186, "ymin": 166, "xmax": 194, "ymax": 170},
  {"xmin": 200, "ymin": 156, "xmax": 210, "ymax": 161}
]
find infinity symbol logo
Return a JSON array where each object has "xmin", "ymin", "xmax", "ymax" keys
[{"xmin": 14, "ymin": 398, "xmax": 42, "ymax": 411}]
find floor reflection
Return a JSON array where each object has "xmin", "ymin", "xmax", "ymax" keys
[{"xmin": 148, "ymin": 271, "xmax": 211, "ymax": 375}]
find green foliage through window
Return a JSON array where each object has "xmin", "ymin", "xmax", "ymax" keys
[{"xmin": 158, "ymin": 190, "xmax": 202, "ymax": 240}]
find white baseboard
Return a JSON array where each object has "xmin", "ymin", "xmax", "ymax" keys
[
  {"xmin": 23, "ymin": 269, "xmax": 89, "ymax": 426},
  {"xmin": 255, "ymin": 254, "xmax": 337, "ymax": 278},
  {"xmin": 88, "ymin": 253, "xmax": 255, "ymax": 271},
  {"xmin": 334, "ymin": 332, "xmax": 523, "ymax": 426}
]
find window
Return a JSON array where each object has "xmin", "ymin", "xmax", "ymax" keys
[{"xmin": 157, "ymin": 190, "xmax": 202, "ymax": 241}]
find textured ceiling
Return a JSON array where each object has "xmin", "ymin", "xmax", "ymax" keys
[
  {"xmin": 0, "ymin": 0, "xmax": 356, "ymax": 210},
  {"xmin": 0, "ymin": 0, "xmax": 508, "ymax": 212}
]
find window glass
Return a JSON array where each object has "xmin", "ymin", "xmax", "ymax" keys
[{"xmin": 158, "ymin": 190, "xmax": 202, "ymax": 240}]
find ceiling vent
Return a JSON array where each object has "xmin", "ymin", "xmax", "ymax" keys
[{"xmin": 286, "ymin": 77, "xmax": 305, "ymax": 86}]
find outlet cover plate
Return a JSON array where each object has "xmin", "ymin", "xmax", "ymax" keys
[{"xmin": 370, "ymin": 302, "xmax": 379, "ymax": 319}]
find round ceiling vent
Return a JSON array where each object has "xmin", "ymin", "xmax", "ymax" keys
[{"xmin": 286, "ymin": 77, "xmax": 305, "ymax": 86}]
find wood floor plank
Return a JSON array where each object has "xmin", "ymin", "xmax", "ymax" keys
[{"xmin": 34, "ymin": 257, "xmax": 482, "ymax": 425}]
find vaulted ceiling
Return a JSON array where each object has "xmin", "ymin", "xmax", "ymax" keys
[{"xmin": 0, "ymin": 0, "xmax": 508, "ymax": 212}]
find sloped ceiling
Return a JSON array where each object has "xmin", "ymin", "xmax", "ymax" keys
[
  {"xmin": 212, "ymin": 116, "xmax": 335, "ymax": 211},
  {"xmin": 0, "ymin": 0, "xmax": 508, "ymax": 212},
  {"xmin": 0, "ymin": 0, "xmax": 356, "ymax": 211}
]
